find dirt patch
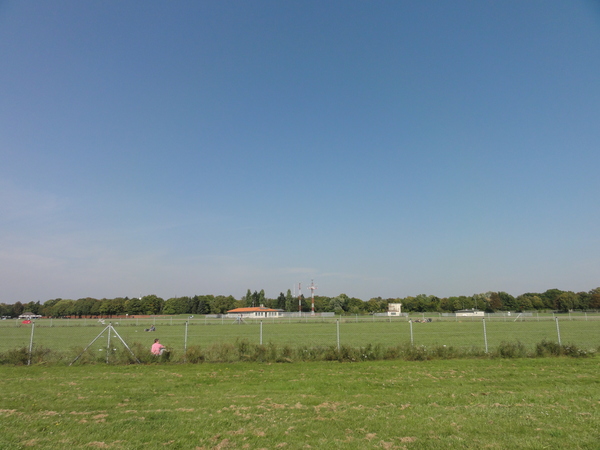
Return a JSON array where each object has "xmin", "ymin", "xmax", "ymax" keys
[{"xmin": 87, "ymin": 442, "xmax": 110, "ymax": 448}]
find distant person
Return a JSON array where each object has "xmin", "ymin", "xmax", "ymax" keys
[{"xmin": 151, "ymin": 338, "xmax": 166, "ymax": 355}]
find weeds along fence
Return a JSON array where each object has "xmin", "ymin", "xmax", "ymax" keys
[{"xmin": 1, "ymin": 313, "xmax": 599, "ymax": 364}]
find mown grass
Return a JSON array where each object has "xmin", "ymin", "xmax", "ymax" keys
[{"xmin": 0, "ymin": 358, "xmax": 598, "ymax": 449}]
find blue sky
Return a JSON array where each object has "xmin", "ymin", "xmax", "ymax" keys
[{"xmin": 1, "ymin": 1, "xmax": 599, "ymax": 302}]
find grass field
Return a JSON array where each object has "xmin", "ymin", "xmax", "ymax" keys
[
  {"xmin": 1, "ymin": 316, "xmax": 599, "ymax": 362},
  {"xmin": 1, "ymin": 358, "xmax": 599, "ymax": 449}
]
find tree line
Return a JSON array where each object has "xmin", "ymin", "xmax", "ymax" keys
[{"xmin": 1, "ymin": 287, "xmax": 599, "ymax": 319}]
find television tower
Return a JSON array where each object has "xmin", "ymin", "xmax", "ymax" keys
[{"xmin": 308, "ymin": 280, "xmax": 317, "ymax": 315}]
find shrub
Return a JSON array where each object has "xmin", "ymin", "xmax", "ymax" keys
[
  {"xmin": 1, "ymin": 347, "xmax": 29, "ymax": 365},
  {"xmin": 430, "ymin": 345, "xmax": 461, "ymax": 359},
  {"xmin": 535, "ymin": 340, "xmax": 561, "ymax": 357},
  {"xmin": 236, "ymin": 339, "xmax": 251, "ymax": 359},
  {"xmin": 0, "ymin": 347, "xmax": 60, "ymax": 365},
  {"xmin": 383, "ymin": 346, "xmax": 402, "ymax": 360},
  {"xmin": 360, "ymin": 343, "xmax": 384, "ymax": 361},
  {"xmin": 277, "ymin": 345, "xmax": 294, "ymax": 363},
  {"xmin": 535, "ymin": 340, "xmax": 592, "ymax": 358},
  {"xmin": 404, "ymin": 345, "xmax": 429, "ymax": 361},
  {"xmin": 249, "ymin": 344, "xmax": 268, "ymax": 362},
  {"xmin": 127, "ymin": 342, "xmax": 156, "ymax": 364},
  {"xmin": 184, "ymin": 345, "xmax": 205, "ymax": 363},
  {"xmin": 495, "ymin": 341, "xmax": 529, "ymax": 358},
  {"xmin": 1, "ymin": 338, "xmax": 594, "ymax": 366},
  {"xmin": 204, "ymin": 342, "xmax": 238, "ymax": 363}
]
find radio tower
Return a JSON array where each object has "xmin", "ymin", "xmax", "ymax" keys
[
  {"xmin": 309, "ymin": 280, "xmax": 317, "ymax": 315},
  {"xmin": 298, "ymin": 282, "xmax": 302, "ymax": 313}
]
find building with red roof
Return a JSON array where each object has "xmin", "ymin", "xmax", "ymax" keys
[{"xmin": 227, "ymin": 306, "xmax": 283, "ymax": 318}]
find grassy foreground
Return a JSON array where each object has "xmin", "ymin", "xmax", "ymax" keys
[{"xmin": 1, "ymin": 358, "xmax": 599, "ymax": 449}]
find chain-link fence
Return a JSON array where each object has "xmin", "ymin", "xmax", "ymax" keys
[{"xmin": 2, "ymin": 313, "xmax": 599, "ymax": 364}]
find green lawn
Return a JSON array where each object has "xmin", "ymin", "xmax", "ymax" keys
[{"xmin": 1, "ymin": 358, "xmax": 598, "ymax": 449}]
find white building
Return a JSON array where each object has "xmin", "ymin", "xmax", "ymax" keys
[
  {"xmin": 455, "ymin": 309, "xmax": 484, "ymax": 317},
  {"xmin": 19, "ymin": 312, "xmax": 42, "ymax": 320},
  {"xmin": 226, "ymin": 306, "xmax": 283, "ymax": 318},
  {"xmin": 387, "ymin": 303, "xmax": 402, "ymax": 316}
]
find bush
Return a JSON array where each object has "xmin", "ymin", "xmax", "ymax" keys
[
  {"xmin": 535, "ymin": 340, "xmax": 592, "ymax": 358},
  {"xmin": 0, "ymin": 346, "xmax": 57, "ymax": 365},
  {"xmin": 1, "ymin": 338, "xmax": 595, "ymax": 366},
  {"xmin": 184, "ymin": 345, "xmax": 205, "ymax": 363},
  {"xmin": 1, "ymin": 347, "xmax": 29, "ymax": 365},
  {"xmin": 430, "ymin": 345, "xmax": 461, "ymax": 359},
  {"xmin": 561, "ymin": 344, "xmax": 590, "ymax": 357},
  {"xmin": 277, "ymin": 345, "xmax": 294, "ymax": 363},
  {"xmin": 360, "ymin": 344, "xmax": 384, "ymax": 361},
  {"xmin": 236, "ymin": 339, "xmax": 251, "ymax": 359},
  {"xmin": 249, "ymin": 344, "xmax": 268, "ymax": 362},
  {"xmin": 495, "ymin": 341, "xmax": 529, "ymax": 358},
  {"xmin": 383, "ymin": 346, "xmax": 402, "ymax": 360},
  {"xmin": 404, "ymin": 345, "xmax": 430, "ymax": 361},
  {"xmin": 204, "ymin": 342, "xmax": 238, "ymax": 363},
  {"xmin": 535, "ymin": 340, "xmax": 561, "ymax": 357}
]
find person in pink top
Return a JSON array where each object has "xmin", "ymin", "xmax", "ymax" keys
[{"xmin": 151, "ymin": 338, "xmax": 166, "ymax": 355}]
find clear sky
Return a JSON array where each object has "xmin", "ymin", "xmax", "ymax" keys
[{"xmin": 1, "ymin": 1, "xmax": 599, "ymax": 303}]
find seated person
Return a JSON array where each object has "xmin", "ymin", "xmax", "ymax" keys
[{"xmin": 151, "ymin": 338, "xmax": 166, "ymax": 355}]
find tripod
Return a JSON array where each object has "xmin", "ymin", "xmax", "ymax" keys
[{"xmin": 70, "ymin": 322, "xmax": 141, "ymax": 365}]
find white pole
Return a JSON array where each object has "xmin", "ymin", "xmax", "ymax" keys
[
  {"xmin": 106, "ymin": 324, "xmax": 111, "ymax": 364},
  {"xmin": 482, "ymin": 318, "xmax": 488, "ymax": 353},
  {"xmin": 336, "ymin": 320, "xmax": 340, "ymax": 350},
  {"xmin": 409, "ymin": 320, "xmax": 414, "ymax": 346},
  {"xmin": 184, "ymin": 321, "xmax": 188, "ymax": 354},
  {"xmin": 555, "ymin": 317, "xmax": 562, "ymax": 346},
  {"xmin": 260, "ymin": 321, "xmax": 263, "ymax": 345},
  {"xmin": 28, "ymin": 322, "xmax": 35, "ymax": 366}
]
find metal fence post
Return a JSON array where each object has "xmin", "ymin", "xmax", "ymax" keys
[
  {"xmin": 106, "ymin": 323, "xmax": 111, "ymax": 364},
  {"xmin": 555, "ymin": 317, "xmax": 562, "ymax": 346},
  {"xmin": 28, "ymin": 321, "xmax": 35, "ymax": 366},
  {"xmin": 336, "ymin": 320, "xmax": 340, "ymax": 350},
  {"xmin": 184, "ymin": 321, "xmax": 188, "ymax": 360},
  {"xmin": 482, "ymin": 318, "xmax": 488, "ymax": 353},
  {"xmin": 409, "ymin": 320, "xmax": 414, "ymax": 346},
  {"xmin": 260, "ymin": 320, "xmax": 263, "ymax": 345}
]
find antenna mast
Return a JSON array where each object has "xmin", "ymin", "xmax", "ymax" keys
[{"xmin": 309, "ymin": 280, "xmax": 317, "ymax": 315}]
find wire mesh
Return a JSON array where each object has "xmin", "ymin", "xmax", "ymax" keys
[{"xmin": 1, "ymin": 314, "xmax": 598, "ymax": 359}]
